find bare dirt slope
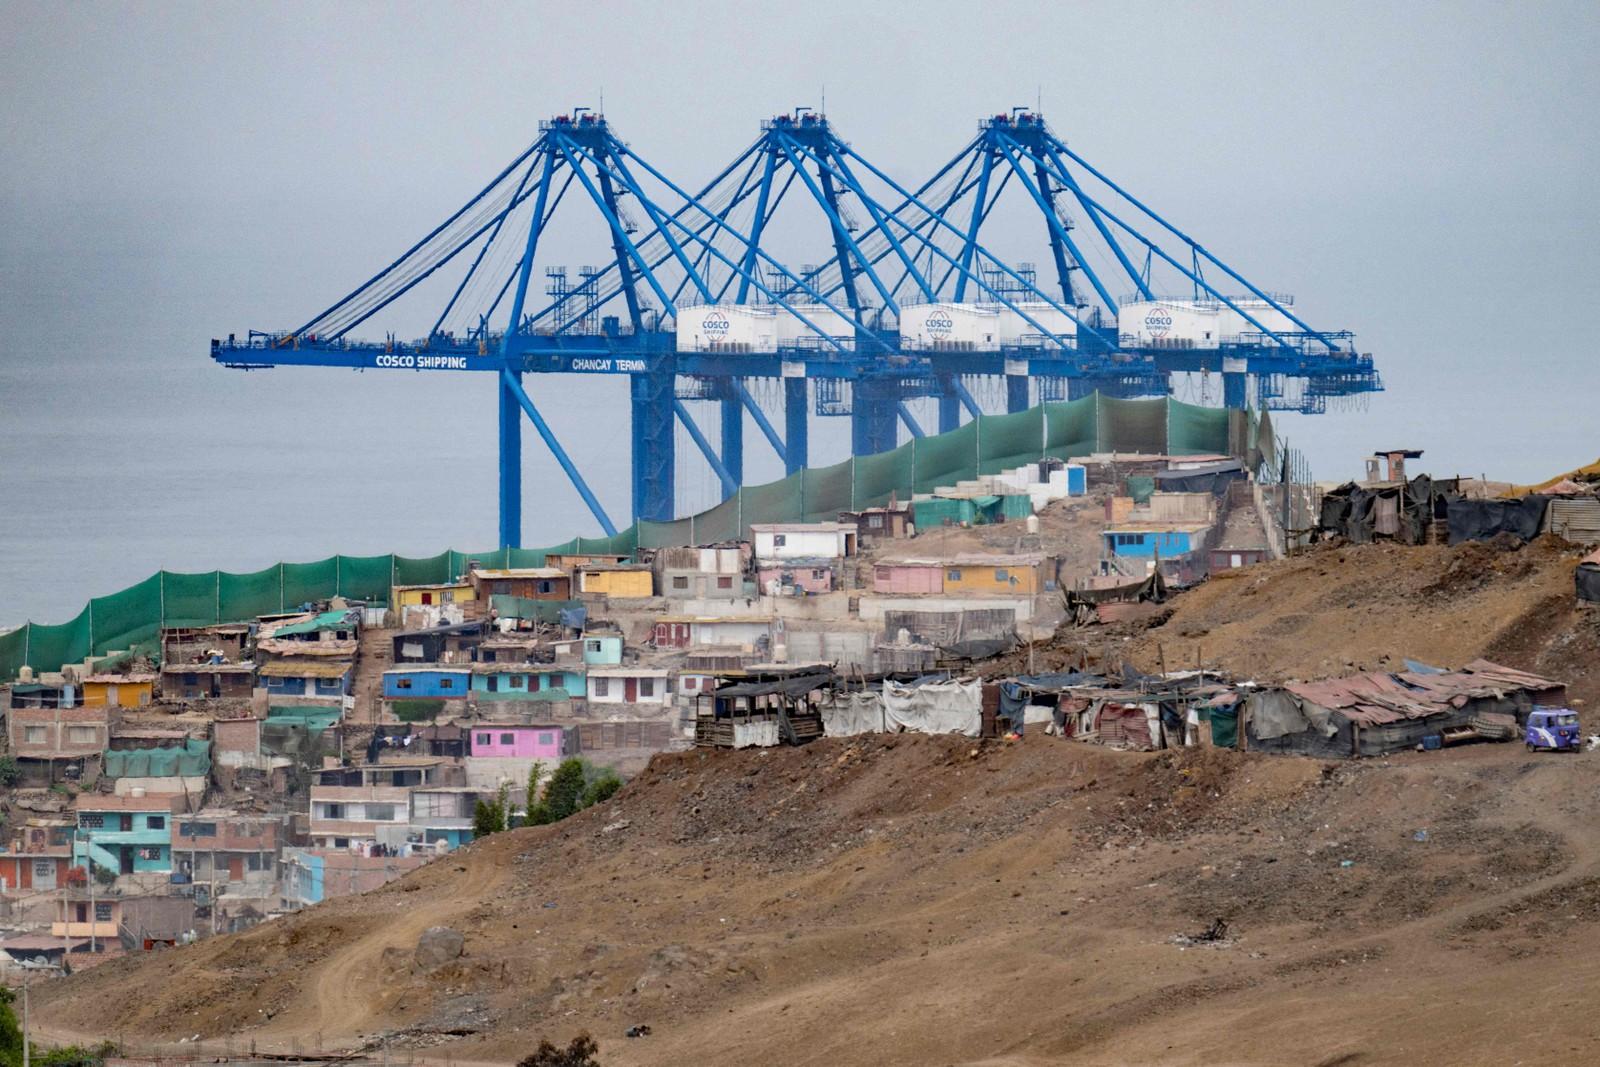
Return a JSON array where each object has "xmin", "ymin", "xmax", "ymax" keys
[
  {"xmin": 32, "ymin": 734, "xmax": 1600, "ymax": 1066},
  {"xmin": 30, "ymin": 538, "xmax": 1600, "ymax": 1066}
]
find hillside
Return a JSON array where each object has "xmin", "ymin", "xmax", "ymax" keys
[{"xmin": 29, "ymin": 538, "xmax": 1600, "ymax": 1066}]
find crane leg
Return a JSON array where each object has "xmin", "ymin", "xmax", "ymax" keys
[
  {"xmin": 1223, "ymin": 357, "xmax": 1248, "ymax": 409},
  {"xmin": 1006, "ymin": 372, "xmax": 1030, "ymax": 414},
  {"xmin": 499, "ymin": 371, "xmax": 523, "ymax": 547},
  {"xmin": 783, "ymin": 377, "xmax": 807, "ymax": 474},
  {"xmin": 852, "ymin": 378, "xmax": 899, "ymax": 457},
  {"xmin": 632, "ymin": 367, "xmax": 676, "ymax": 522},
  {"xmin": 720, "ymin": 387, "xmax": 744, "ymax": 488},
  {"xmin": 938, "ymin": 385, "xmax": 961, "ymax": 433}
]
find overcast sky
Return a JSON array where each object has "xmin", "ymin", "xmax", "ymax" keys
[{"xmin": 1, "ymin": 1, "xmax": 1597, "ymax": 623}]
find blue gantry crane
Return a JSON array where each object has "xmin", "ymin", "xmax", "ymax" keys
[{"xmin": 212, "ymin": 109, "xmax": 1379, "ymax": 546}]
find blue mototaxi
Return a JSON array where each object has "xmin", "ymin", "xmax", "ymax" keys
[{"xmin": 1525, "ymin": 707, "xmax": 1581, "ymax": 752}]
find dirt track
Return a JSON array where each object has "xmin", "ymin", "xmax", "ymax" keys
[{"xmin": 28, "ymin": 540, "xmax": 1600, "ymax": 1065}]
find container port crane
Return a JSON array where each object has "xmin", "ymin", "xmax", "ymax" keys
[{"xmin": 212, "ymin": 109, "xmax": 1379, "ymax": 546}]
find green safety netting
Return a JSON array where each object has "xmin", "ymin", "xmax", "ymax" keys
[
  {"xmin": 490, "ymin": 595, "xmax": 583, "ymax": 624},
  {"xmin": 270, "ymin": 610, "xmax": 354, "ymax": 638},
  {"xmin": 103, "ymin": 739, "xmax": 211, "ymax": 779},
  {"xmin": 978, "ymin": 406, "xmax": 1045, "ymax": 475},
  {"xmin": 266, "ymin": 705, "xmax": 343, "ymax": 733},
  {"xmin": 2, "ymin": 394, "xmax": 1265, "ymax": 679}
]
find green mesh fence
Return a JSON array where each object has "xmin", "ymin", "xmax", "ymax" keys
[
  {"xmin": 103, "ymin": 739, "xmax": 211, "ymax": 778},
  {"xmin": 853, "ymin": 442, "xmax": 915, "ymax": 509},
  {"xmin": 914, "ymin": 419, "xmax": 980, "ymax": 493},
  {"xmin": 978, "ymin": 407, "xmax": 1045, "ymax": 475},
  {"xmin": 1167, "ymin": 399, "xmax": 1231, "ymax": 456},
  {"xmin": 1043, "ymin": 395, "xmax": 1098, "ymax": 459},
  {"xmin": 1, "ymin": 394, "xmax": 1266, "ymax": 679}
]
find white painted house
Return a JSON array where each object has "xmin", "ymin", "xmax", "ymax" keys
[
  {"xmin": 749, "ymin": 522, "xmax": 857, "ymax": 565},
  {"xmin": 586, "ymin": 667, "xmax": 671, "ymax": 706}
]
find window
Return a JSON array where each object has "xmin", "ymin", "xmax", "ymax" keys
[
  {"xmin": 594, "ymin": 678, "xmax": 610, "ymax": 697},
  {"xmin": 183, "ymin": 673, "xmax": 198, "ymax": 686},
  {"xmin": 477, "ymin": 733, "xmax": 492, "ymax": 745},
  {"xmin": 147, "ymin": 816, "xmax": 165, "ymax": 830},
  {"xmin": 537, "ymin": 580, "xmax": 555, "ymax": 594},
  {"xmin": 321, "ymin": 803, "xmax": 345, "ymax": 820},
  {"xmin": 493, "ymin": 580, "xmax": 511, "ymax": 595},
  {"xmin": 994, "ymin": 569, "xmax": 1010, "ymax": 582},
  {"xmin": 396, "ymin": 677, "xmax": 413, "ymax": 690},
  {"xmin": 247, "ymin": 853, "xmax": 263, "ymax": 871},
  {"xmin": 500, "ymin": 733, "xmax": 515, "ymax": 745},
  {"xmin": 439, "ymin": 677, "xmax": 454, "ymax": 690},
  {"xmin": 178, "ymin": 821, "xmax": 217, "ymax": 838},
  {"xmin": 947, "ymin": 569, "xmax": 962, "ymax": 581},
  {"xmin": 509, "ymin": 675, "xmax": 524, "ymax": 688},
  {"xmin": 867, "ymin": 514, "xmax": 883, "ymax": 528},
  {"xmin": 812, "ymin": 569, "xmax": 826, "ymax": 580},
  {"xmin": 586, "ymin": 639, "xmax": 603, "ymax": 652},
  {"xmin": 94, "ymin": 902, "xmax": 114, "ymax": 922},
  {"xmin": 23, "ymin": 726, "xmax": 46, "ymax": 745},
  {"xmin": 33, "ymin": 858, "xmax": 55, "ymax": 878},
  {"xmin": 539, "ymin": 732, "xmax": 554, "ymax": 745},
  {"xmin": 639, "ymin": 678, "xmax": 655, "ymax": 698},
  {"xmin": 333, "ymin": 837, "xmax": 349, "ymax": 849},
  {"xmin": 265, "ymin": 676, "xmax": 283, "ymax": 688},
  {"xmin": 716, "ymin": 576, "xmax": 733, "ymax": 590},
  {"xmin": 365, "ymin": 804, "xmax": 397, "ymax": 821},
  {"xmin": 137, "ymin": 846, "xmax": 163, "ymax": 861},
  {"xmin": 773, "ymin": 534, "xmax": 787, "ymax": 547},
  {"xmin": 78, "ymin": 813, "xmax": 105, "ymax": 829}
]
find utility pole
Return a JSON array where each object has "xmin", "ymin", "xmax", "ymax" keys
[
  {"xmin": 21, "ymin": 964, "xmax": 29, "ymax": 1067},
  {"xmin": 86, "ymin": 832, "xmax": 97, "ymax": 955}
]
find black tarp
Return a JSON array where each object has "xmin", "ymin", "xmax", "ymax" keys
[
  {"xmin": 1320, "ymin": 475, "xmax": 1456, "ymax": 544},
  {"xmin": 1446, "ymin": 496, "xmax": 1551, "ymax": 545},
  {"xmin": 1578, "ymin": 562, "xmax": 1600, "ymax": 603},
  {"xmin": 1153, "ymin": 461, "xmax": 1244, "ymax": 497}
]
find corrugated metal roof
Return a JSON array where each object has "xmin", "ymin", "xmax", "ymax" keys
[
  {"xmin": 257, "ymin": 659, "xmax": 351, "ymax": 679},
  {"xmin": 1546, "ymin": 498, "xmax": 1600, "ymax": 545},
  {"xmin": 1286, "ymin": 660, "xmax": 1564, "ymax": 726}
]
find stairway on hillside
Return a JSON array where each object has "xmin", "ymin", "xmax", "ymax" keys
[{"xmin": 350, "ymin": 626, "xmax": 394, "ymax": 725}]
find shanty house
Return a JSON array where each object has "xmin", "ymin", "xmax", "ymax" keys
[
  {"xmin": 654, "ymin": 545, "xmax": 747, "ymax": 599},
  {"xmin": 0, "ymin": 819, "xmax": 74, "ymax": 894},
  {"xmin": 391, "ymin": 620, "xmax": 485, "ymax": 664},
  {"xmin": 257, "ymin": 659, "xmax": 352, "ymax": 701},
  {"xmin": 382, "ymin": 667, "xmax": 470, "ymax": 701},
  {"xmin": 578, "ymin": 631, "xmax": 624, "ymax": 665},
  {"xmin": 159, "ymin": 662, "xmax": 255, "ymax": 701},
  {"xmin": 750, "ymin": 522, "xmax": 857, "ymax": 564},
  {"xmin": 840, "ymin": 503, "xmax": 912, "ymax": 545},
  {"xmin": 7, "ymin": 704, "xmax": 114, "ymax": 784},
  {"xmin": 470, "ymin": 664, "xmax": 584, "ymax": 701},
  {"xmin": 575, "ymin": 563, "xmax": 654, "ymax": 598},
  {"xmin": 588, "ymin": 667, "xmax": 670, "ymax": 706},
  {"xmin": 652, "ymin": 616, "xmax": 777, "ymax": 652},
  {"xmin": 161, "ymin": 622, "xmax": 252, "ymax": 666},
  {"xmin": 872, "ymin": 561, "xmax": 945, "ymax": 595},
  {"xmin": 1242, "ymin": 660, "xmax": 1567, "ymax": 758},
  {"xmin": 469, "ymin": 567, "xmax": 571, "ymax": 600},
  {"xmin": 81, "ymin": 673, "xmax": 155, "ymax": 708},
  {"xmin": 391, "ymin": 581, "xmax": 475, "ymax": 610},
  {"xmin": 1103, "ymin": 525, "xmax": 1207, "ymax": 559},
  {"xmin": 467, "ymin": 723, "xmax": 568, "ymax": 760},
  {"xmin": 940, "ymin": 555, "xmax": 1049, "ymax": 596}
]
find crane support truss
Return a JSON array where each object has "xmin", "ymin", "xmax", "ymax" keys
[{"xmin": 212, "ymin": 110, "xmax": 1380, "ymax": 545}]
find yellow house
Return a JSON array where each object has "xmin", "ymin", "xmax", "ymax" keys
[
  {"xmin": 940, "ymin": 554, "xmax": 1047, "ymax": 596},
  {"xmin": 81, "ymin": 673, "xmax": 155, "ymax": 708},
  {"xmin": 577, "ymin": 563, "xmax": 655, "ymax": 598},
  {"xmin": 390, "ymin": 582, "xmax": 476, "ymax": 609}
]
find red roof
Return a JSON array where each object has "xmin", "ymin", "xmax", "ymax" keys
[{"xmin": 1286, "ymin": 660, "xmax": 1563, "ymax": 726}]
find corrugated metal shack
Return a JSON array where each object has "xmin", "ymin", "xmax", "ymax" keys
[{"xmin": 1242, "ymin": 660, "xmax": 1566, "ymax": 757}]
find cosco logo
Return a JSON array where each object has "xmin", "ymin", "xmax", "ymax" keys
[
  {"xmin": 1143, "ymin": 308, "xmax": 1174, "ymax": 337},
  {"xmin": 703, "ymin": 310, "xmax": 731, "ymax": 336},
  {"xmin": 925, "ymin": 310, "xmax": 955, "ymax": 338}
]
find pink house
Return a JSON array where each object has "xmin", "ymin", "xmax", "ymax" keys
[
  {"xmin": 467, "ymin": 724, "xmax": 567, "ymax": 759},
  {"xmin": 872, "ymin": 561, "xmax": 945, "ymax": 594}
]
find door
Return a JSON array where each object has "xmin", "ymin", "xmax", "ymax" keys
[
  {"xmin": 421, "ymin": 591, "xmax": 434, "ymax": 605},
  {"xmin": 227, "ymin": 855, "xmax": 244, "ymax": 881},
  {"xmin": 624, "ymin": 677, "xmax": 638, "ymax": 702},
  {"xmin": 119, "ymin": 846, "xmax": 135, "ymax": 875}
]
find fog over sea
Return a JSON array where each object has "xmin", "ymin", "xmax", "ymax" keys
[{"xmin": 3, "ymin": 3, "xmax": 1597, "ymax": 630}]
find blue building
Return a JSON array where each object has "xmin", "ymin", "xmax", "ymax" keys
[
  {"xmin": 1102, "ymin": 526, "xmax": 1203, "ymax": 559},
  {"xmin": 74, "ymin": 794, "xmax": 175, "ymax": 877},
  {"xmin": 258, "ymin": 659, "xmax": 352, "ymax": 700},
  {"xmin": 470, "ymin": 665, "xmax": 585, "ymax": 701},
  {"xmin": 382, "ymin": 667, "xmax": 470, "ymax": 701},
  {"xmin": 579, "ymin": 632, "xmax": 624, "ymax": 666}
]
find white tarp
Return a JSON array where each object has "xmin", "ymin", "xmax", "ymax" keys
[
  {"xmin": 882, "ymin": 678, "xmax": 983, "ymax": 737},
  {"xmin": 732, "ymin": 720, "xmax": 780, "ymax": 748},
  {"xmin": 821, "ymin": 691, "xmax": 887, "ymax": 736}
]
